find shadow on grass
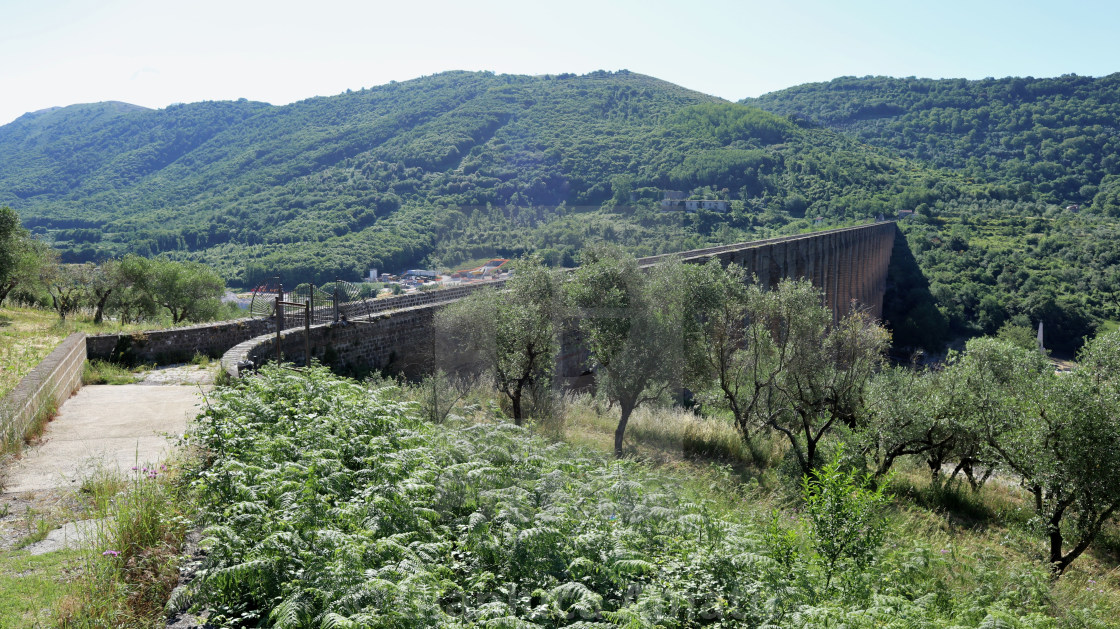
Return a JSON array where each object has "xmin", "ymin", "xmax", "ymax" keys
[{"xmin": 889, "ymin": 473, "xmax": 1033, "ymax": 531}]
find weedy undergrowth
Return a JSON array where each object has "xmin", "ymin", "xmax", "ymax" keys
[
  {"xmin": 161, "ymin": 365, "xmax": 1102, "ymax": 628},
  {"xmin": 55, "ymin": 460, "xmax": 192, "ymax": 628}
]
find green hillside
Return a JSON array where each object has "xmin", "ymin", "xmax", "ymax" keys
[
  {"xmin": 745, "ymin": 74, "xmax": 1120, "ymax": 351},
  {"xmin": 744, "ymin": 73, "xmax": 1120, "ymax": 209},
  {"xmin": 1, "ymin": 70, "xmax": 951, "ymax": 288},
  {"xmin": 6, "ymin": 70, "xmax": 1120, "ymax": 352}
]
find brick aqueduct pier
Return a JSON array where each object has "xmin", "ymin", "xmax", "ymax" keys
[{"xmin": 85, "ymin": 222, "xmax": 898, "ymax": 380}]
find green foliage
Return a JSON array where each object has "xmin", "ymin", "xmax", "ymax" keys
[
  {"xmin": 748, "ymin": 74, "xmax": 1120, "ymax": 206},
  {"xmin": 82, "ymin": 359, "xmax": 140, "ymax": 385},
  {"xmin": 983, "ymin": 331, "xmax": 1120, "ymax": 574},
  {"xmin": 0, "ymin": 206, "xmax": 22, "ymax": 288},
  {"xmin": 567, "ymin": 246, "xmax": 704, "ymax": 457},
  {"xmin": 865, "ymin": 332, "xmax": 1120, "ymax": 575},
  {"xmin": 801, "ymin": 447, "xmax": 890, "ymax": 590},
  {"xmin": 62, "ymin": 463, "xmax": 192, "ymax": 627},
  {"xmin": 750, "ymin": 75, "xmax": 1120, "ymax": 353},
  {"xmin": 123, "ymin": 255, "xmax": 225, "ymax": 323},
  {"xmin": 2, "ymin": 71, "xmax": 951, "ymax": 289},
  {"xmin": 177, "ymin": 365, "xmax": 1086, "ymax": 627},
  {"xmin": 435, "ymin": 257, "xmax": 564, "ymax": 424},
  {"xmin": 693, "ymin": 273, "xmax": 889, "ymax": 474}
]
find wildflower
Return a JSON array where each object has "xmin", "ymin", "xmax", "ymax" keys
[{"xmin": 102, "ymin": 550, "xmax": 120, "ymax": 557}]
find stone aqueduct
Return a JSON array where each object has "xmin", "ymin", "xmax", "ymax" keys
[{"xmin": 84, "ymin": 222, "xmax": 898, "ymax": 380}]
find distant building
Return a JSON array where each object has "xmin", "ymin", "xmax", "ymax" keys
[
  {"xmin": 898, "ymin": 209, "xmax": 915, "ymax": 219},
  {"xmin": 661, "ymin": 199, "xmax": 729, "ymax": 212},
  {"xmin": 404, "ymin": 269, "xmax": 438, "ymax": 280},
  {"xmin": 1066, "ymin": 204, "xmax": 1080, "ymax": 212}
]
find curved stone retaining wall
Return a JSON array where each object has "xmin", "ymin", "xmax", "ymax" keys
[
  {"xmin": 0, "ymin": 333, "xmax": 86, "ymax": 450},
  {"xmin": 87, "ymin": 281, "xmax": 507, "ymax": 367},
  {"xmin": 222, "ymin": 305, "xmax": 444, "ymax": 380}
]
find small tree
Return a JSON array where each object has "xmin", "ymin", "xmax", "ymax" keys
[
  {"xmin": 0, "ymin": 214, "xmax": 52, "ymax": 307},
  {"xmin": 43, "ymin": 263, "xmax": 88, "ymax": 321},
  {"xmin": 696, "ymin": 274, "xmax": 889, "ymax": 474},
  {"xmin": 801, "ymin": 446, "xmax": 889, "ymax": 591},
  {"xmin": 87, "ymin": 260, "xmax": 122, "ymax": 324},
  {"xmin": 862, "ymin": 364, "xmax": 958, "ymax": 479},
  {"xmin": 566, "ymin": 245, "xmax": 701, "ymax": 458},
  {"xmin": 436, "ymin": 258, "xmax": 564, "ymax": 425},
  {"xmin": 113, "ymin": 255, "xmax": 160, "ymax": 323},
  {"xmin": 126, "ymin": 256, "xmax": 225, "ymax": 324},
  {"xmin": 0, "ymin": 206, "xmax": 21, "ymax": 288},
  {"xmin": 978, "ymin": 332, "xmax": 1120, "ymax": 575}
]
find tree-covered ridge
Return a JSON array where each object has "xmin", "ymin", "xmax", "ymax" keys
[
  {"xmin": 744, "ymin": 73, "xmax": 1120, "ymax": 208},
  {"xmin": 1, "ymin": 70, "xmax": 948, "ymax": 287}
]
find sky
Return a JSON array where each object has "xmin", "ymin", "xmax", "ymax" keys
[{"xmin": 2, "ymin": 0, "xmax": 1118, "ymax": 125}]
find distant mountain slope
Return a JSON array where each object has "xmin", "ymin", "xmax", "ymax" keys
[
  {"xmin": 744, "ymin": 73, "xmax": 1120, "ymax": 208},
  {"xmin": 7, "ymin": 70, "xmax": 1120, "ymax": 352},
  {"xmin": 0, "ymin": 70, "xmax": 939, "ymax": 286}
]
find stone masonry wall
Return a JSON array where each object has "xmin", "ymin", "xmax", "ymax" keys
[
  {"xmin": 222, "ymin": 306, "xmax": 443, "ymax": 379},
  {"xmin": 88, "ymin": 281, "xmax": 507, "ymax": 366},
  {"xmin": 0, "ymin": 333, "xmax": 86, "ymax": 449},
  {"xmin": 223, "ymin": 223, "xmax": 896, "ymax": 380}
]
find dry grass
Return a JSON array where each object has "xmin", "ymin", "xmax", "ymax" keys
[
  {"xmin": 0, "ymin": 306, "xmax": 67, "ymax": 400},
  {"xmin": 0, "ymin": 305, "xmax": 164, "ymax": 399}
]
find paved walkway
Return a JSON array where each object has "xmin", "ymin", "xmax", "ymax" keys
[
  {"xmin": 0, "ymin": 365, "xmax": 213, "ymax": 552},
  {"xmin": 3, "ymin": 385, "xmax": 202, "ymax": 494}
]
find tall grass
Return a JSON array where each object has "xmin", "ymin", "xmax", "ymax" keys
[
  {"xmin": 55, "ymin": 459, "xmax": 193, "ymax": 628},
  {"xmin": 82, "ymin": 359, "xmax": 141, "ymax": 385}
]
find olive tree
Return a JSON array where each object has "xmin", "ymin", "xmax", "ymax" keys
[
  {"xmin": 43, "ymin": 263, "xmax": 88, "ymax": 321},
  {"xmin": 435, "ymin": 257, "xmax": 564, "ymax": 425},
  {"xmin": 121, "ymin": 256, "xmax": 224, "ymax": 324},
  {"xmin": 0, "ymin": 237, "xmax": 52, "ymax": 306},
  {"xmin": 862, "ymin": 364, "xmax": 959, "ymax": 480},
  {"xmin": 567, "ymin": 245, "xmax": 701, "ymax": 458},
  {"xmin": 977, "ymin": 332, "xmax": 1120, "ymax": 574},
  {"xmin": 0, "ymin": 206, "xmax": 52, "ymax": 306},
  {"xmin": 694, "ymin": 273, "xmax": 889, "ymax": 474}
]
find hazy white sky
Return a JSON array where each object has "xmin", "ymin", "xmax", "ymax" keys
[{"xmin": 1, "ymin": 0, "xmax": 1118, "ymax": 125}]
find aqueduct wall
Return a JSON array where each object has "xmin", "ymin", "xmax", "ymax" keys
[{"xmin": 84, "ymin": 222, "xmax": 897, "ymax": 379}]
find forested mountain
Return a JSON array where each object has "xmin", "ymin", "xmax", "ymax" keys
[
  {"xmin": 1, "ymin": 70, "xmax": 950, "ymax": 288},
  {"xmin": 744, "ymin": 73, "xmax": 1120, "ymax": 209},
  {"xmin": 4, "ymin": 70, "xmax": 1120, "ymax": 352},
  {"xmin": 744, "ymin": 74, "xmax": 1120, "ymax": 352}
]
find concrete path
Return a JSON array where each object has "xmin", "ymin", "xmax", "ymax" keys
[
  {"xmin": 0, "ymin": 364, "xmax": 213, "ymax": 553},
  {"xmin": 3, "ymin": 384, "xmax": 203, "ymax": 494}
]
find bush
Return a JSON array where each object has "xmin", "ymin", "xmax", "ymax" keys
[{"xmin": 801, "ymin": 446, "xmax": 889, "ymax": 590}]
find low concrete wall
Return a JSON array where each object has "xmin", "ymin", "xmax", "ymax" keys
[{"xmin": 0, "ymin": 333, "xmax": 86, "ymax": 449}]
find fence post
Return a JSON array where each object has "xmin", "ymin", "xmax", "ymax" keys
[
  {"xmin": 275, "ymin": 296, "xmax": 282, "ymax": 364},
  {"xmin": 333, "ymin": 278, "xmax": 340, "ymax": 323},
  {"xmin": 304, "ymin": 299, "xmax": 311, "ymax": 366}
]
